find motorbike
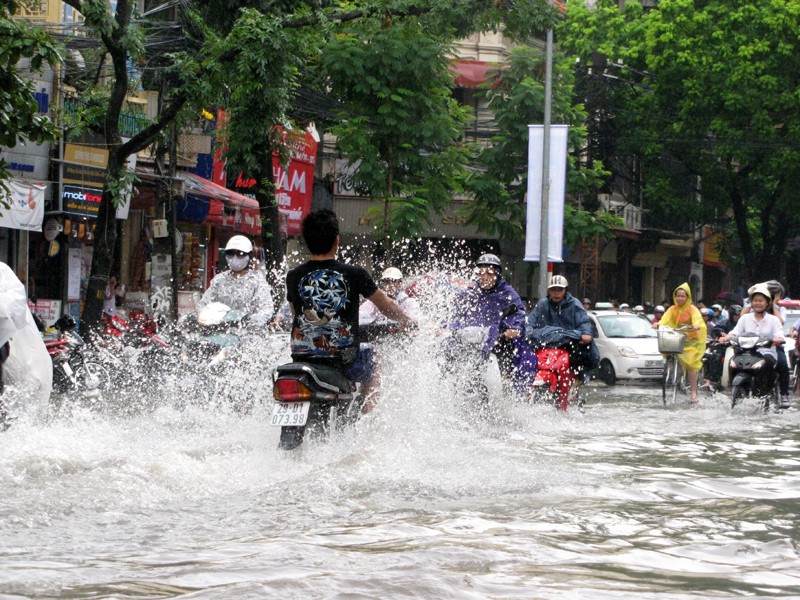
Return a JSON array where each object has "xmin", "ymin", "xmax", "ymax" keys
[
  {"xmin": 526, "ymin": 325, "xmax": 584, "ymax": 411},
  {"xmin": 440, "ymin": 304, "xmax": 536, "ymax": 410},
  {"xmin": 271, "ymin": 318, "xmax": 408, "ymax": 450},
  {"xmin": 727, "ymin": 335, "xmax": 780, "ymax": 410},
  {"xmin": 45, "ymin": 316, "xmax": 111, "ymax": 399},
  {"xmin": 701, "ymin": 339, "xmax": 727, "ymax": 392},
  {"xmin": 102, "ymin": 311, "xmax": 169, "ymax": 349},
  {"xmin": 173, "ymin": 302, "xmax": 274, "ymax": 411}
]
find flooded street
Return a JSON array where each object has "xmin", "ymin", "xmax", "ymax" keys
[{"xmin": 1, "ymin": 334, "xmax": 799, "ymax": 599}]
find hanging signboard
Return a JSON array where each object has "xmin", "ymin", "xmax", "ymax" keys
[
  {"xmin": 0, "ymin": 179, "xmax": 46, "ymax": 231},
  {"xmin": 60, "ymin": 142, "xmax": 136, "ymax": 219}
]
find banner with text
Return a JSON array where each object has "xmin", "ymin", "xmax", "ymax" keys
[
  {"xmin": 272, "ymin": 130, "xmax": 318, "ymax": 237},
  {"xmin": 524, "ymin": 125, "xmax": 568, "ymax": 263}
]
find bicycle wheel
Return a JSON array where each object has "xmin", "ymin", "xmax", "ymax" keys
[
  {"xmin": 662, "ymin": 355, "xmax": 674, "ymax": 406},
  {"xmin": 672, "ymin": 360, "xmax": 683, "ymax": 405}
]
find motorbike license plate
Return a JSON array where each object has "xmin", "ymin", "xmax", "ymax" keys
[
  {"xmin": 645, "ymin": 359, "xmax": 664, "ymax": 368},
  {"xmin": 62, "ymin": 362, "xmax": 74, "ymax": 377},
  {"xmin": 271, "ymin": 401, "xmax": 311, "ymax": 426}
]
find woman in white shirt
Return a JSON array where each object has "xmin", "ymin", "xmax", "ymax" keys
[{"xmin": 720, "ymin": 284, "xmax": 784, "ymax": 363}]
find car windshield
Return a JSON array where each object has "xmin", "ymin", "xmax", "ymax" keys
[
  {"xmin": 597, "ymin": 314, "xmax": 657, "ymax": 338},
  {"xmin": 783, "ymin": 313, "xmax": 800, "ymax": 336}
]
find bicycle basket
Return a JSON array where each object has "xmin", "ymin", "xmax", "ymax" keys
[{"xmin": 658, "ymin": 329, "xmax": 686, "ymax": 353}]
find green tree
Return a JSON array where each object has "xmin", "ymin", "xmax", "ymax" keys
[
  {"xmin": 55, "ymin": 0, "xmax": 568, "ymax": 332},
  {"xmin": 465, "ymin": 45, "xmax": 610, "ymax": 242},
  {"xmin": 560, "ymin": 0, "xmax": 800, "ymax": 280},
  {"xmin": 0, "ymin": 0, "xmax": 62, "ymax": 208},
  {"xmin": 320, "ymin": 20, "xmax": 471, "ymax": 241}
]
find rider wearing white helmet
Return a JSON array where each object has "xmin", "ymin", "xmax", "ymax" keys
[
  {"xmin": 720, "ymin": 284, "xmax": 786, "ymax": 407},
  {"xmin": 196, "ymin": 235, "xmax": 275, "ymax": 329},
  {"xmin": 359, "ymin": 267, "xmax": 423, "ymax": 323},
  {"xmin": 526, "ymin": 274, "xmax": 599, "ymax": 381}
]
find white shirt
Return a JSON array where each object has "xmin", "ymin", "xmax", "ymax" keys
[
  {"xmin": 359, "ymin": 290, "xmax": 422, "ymax": 323},
  {"xmin": 729, "ymin": 312, "xmax": 784, "ymax": 359}
]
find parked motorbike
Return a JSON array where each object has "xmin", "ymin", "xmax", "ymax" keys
[
  {"xmin": 46, "ymin": 316, "xmax": 110, "ymax": 398},
  {"xmin": 102, "ymin": 311, "xmax": 169, "ymax": 349},
  {"xmin": 727, "ymin": 335, "xmax": 780, "ymax": 410}
]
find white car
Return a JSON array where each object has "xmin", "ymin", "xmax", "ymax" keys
[{"xmin": 588, "ymin": 310, "xmax": 664, "ymax": 385}]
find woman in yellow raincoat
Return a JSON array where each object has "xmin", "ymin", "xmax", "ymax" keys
[{"xmin": 658, "ymin": 282, "xmax": 706, "ymax": 403}]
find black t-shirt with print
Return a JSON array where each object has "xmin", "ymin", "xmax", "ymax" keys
[{"xmin": 286, "ymin": 259, "xmax": 378, "ymax": 365}]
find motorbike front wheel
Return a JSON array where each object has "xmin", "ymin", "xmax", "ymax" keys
[
  {"xmin": 730, "ymin": 383, "xmax": 747, "ymax": 408},
  {"xmin": 76, "ymin": 361, "xmax": 111, "ymax": 395}
]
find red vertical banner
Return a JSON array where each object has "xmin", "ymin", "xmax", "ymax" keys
[{"xmin": 272, "ymin": 129, "xmax": 318, "ymax": 237}]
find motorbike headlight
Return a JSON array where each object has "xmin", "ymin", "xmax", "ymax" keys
[
  {"xmin": 752, "ymin": 359, "xmax": 766, "ymax": 370},
  {"xmin": 618, "ymin": 346, "xmax": 638, "ymax": 358}
]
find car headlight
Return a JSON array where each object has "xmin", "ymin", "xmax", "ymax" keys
[{"xmin": 618, "ymin": 346, "xmax": 638, "ymax": 358}]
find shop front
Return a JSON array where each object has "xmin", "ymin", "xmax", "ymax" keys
[{"xmin": 170, "ymin": 172, "xmax": 262, "ymax": 315}]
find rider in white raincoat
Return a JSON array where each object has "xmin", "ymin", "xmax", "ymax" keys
[
  {"xmin": 196, "ymin": 236, "xmax": 275, "ymax": 330},
  {"xmin": 0, "ymin": 261, "xmax": 52, "ymax": 425}
]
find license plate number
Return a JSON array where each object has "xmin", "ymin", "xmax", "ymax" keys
[
  {"xmin": 271, "ymin": 401, "xmax": 311, "ymax": 426},
  {"xmin": 645, "ymin": 360, "xmax": 664, "ymax": 368}
]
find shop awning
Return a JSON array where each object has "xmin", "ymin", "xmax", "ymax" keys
[
  {"xmin": 450, "ymin": 59, "xmax": 502, "ymax": 88},
  {"xmin": 177, "ymin": 172, "xmax": 261, "ymax": 236}
]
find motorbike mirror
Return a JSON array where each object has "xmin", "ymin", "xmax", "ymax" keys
[{"xmin": 501, "ymin": 304, "xmax": 518, "ymax": 318}]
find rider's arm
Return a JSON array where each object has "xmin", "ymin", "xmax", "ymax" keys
[
  {"xmin": 369, "ymin": 289, "xmax": 415, "ymax": 330},
  {"xmin": 525, "ymin": 302, "xmax": 544, "ymax": 333},
  {"xmin": 249, "ymin": 275, "xmax": 275, "ymax": 328},
  {"xmin": 501, "ymin": 292, "xmax": 526, "ymax": 339},
  {"xmin": 574, "ymin": 302, "xmax": 594, "ymax": 343}
]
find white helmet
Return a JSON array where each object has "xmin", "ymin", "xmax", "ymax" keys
[
  {"xmin": 655, "ymin": 305, "xmax": 665, "ymax": 313},
  {"xmin": 381, "ymin": 267, "xmax": 403, "ymax": 280},
  {"xmin": 548, "ymin": 274, "xmax": 568, "ymax": 289},
  {"xmin": 225, "ymin": 235, "xmax": 253, "ymax": 254},
  {"xmin": 748, "ymin": 283, "xmax": 772, "ymax": 302},
  {"xmin": 634, "ymin": 305, "xmax": 644, "ymax": 312}
]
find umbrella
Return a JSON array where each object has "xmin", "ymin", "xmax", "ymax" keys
[{"xmin": 716, "ymin": 290, "xmax": 744, "ymax": 305}]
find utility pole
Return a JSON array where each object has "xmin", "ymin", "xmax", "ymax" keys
[{"xmin": 537, "ymin": 0, "xmax": 554, "ymax": 300}]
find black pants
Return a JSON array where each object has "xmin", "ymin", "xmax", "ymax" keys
[
  {"xmin": 0, "ymin": 341, "xmax": 9, "ymax": 395},
  {"xmin": 777, "ymin": 348, "xmax": 789, "ymax": 396}
]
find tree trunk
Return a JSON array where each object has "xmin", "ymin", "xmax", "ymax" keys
[{"xmin": 80, "ymin": 156, "xmax": 125, "ymax": 336}]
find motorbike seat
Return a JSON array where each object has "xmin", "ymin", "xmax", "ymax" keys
[{"xmin": 276, "ymin": 362, "xmax": 354, "ymax": 393}]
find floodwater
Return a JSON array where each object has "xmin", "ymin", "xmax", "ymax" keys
[{"xmin": 1, "ymin": 331, "xmax": 799, "ymax": 599}]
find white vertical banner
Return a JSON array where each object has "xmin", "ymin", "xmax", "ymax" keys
[{"xmin": 524, "ymin": 124, "xmax": 569, "ymax": 262}]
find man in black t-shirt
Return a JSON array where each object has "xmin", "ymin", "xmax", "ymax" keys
[{"xmin": 286, "ymin": 210, "xmax": 414, "ymax": 411}]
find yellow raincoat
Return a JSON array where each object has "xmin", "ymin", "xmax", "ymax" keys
[{"xmin": 659, "ymin": 282, "xmax": 706, "ymax": 372}]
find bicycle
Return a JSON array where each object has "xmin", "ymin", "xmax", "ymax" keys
[{"xmin": 658, "ymin": 325, "xmax": 693, "ymax": 406}]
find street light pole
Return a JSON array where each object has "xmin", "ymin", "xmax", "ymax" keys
[{"xmin": 537, "ymin": 3, "xmax": 554, "ymax": 300}]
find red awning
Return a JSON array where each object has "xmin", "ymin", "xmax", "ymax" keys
[
  {"xmin": 450, "ymin": 60, "xmax": 502, "ymax": 88},
  {"xmin": 181, "ymin": 172, "xmax": 261, "ymax": 236}
]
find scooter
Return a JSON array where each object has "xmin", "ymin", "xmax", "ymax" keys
[
  {"xmin": 526, "ymin": 325, "xmax": 582, "ymax": 411},
  {"xmin": 271, "ymin": 319, "xmax": 409, "ymax": 450},
  {"xmin": 46, "ymin": 316, "xmax": 110, "ymax": 398},
  {"xmin": 727, "ymin": 335, "xmax": 780, "ymax": 410}
]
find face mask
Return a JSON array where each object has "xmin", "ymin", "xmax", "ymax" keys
[{"xmin": 228, "ymin": 255, "xmax": 250, "ymax": 272}]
